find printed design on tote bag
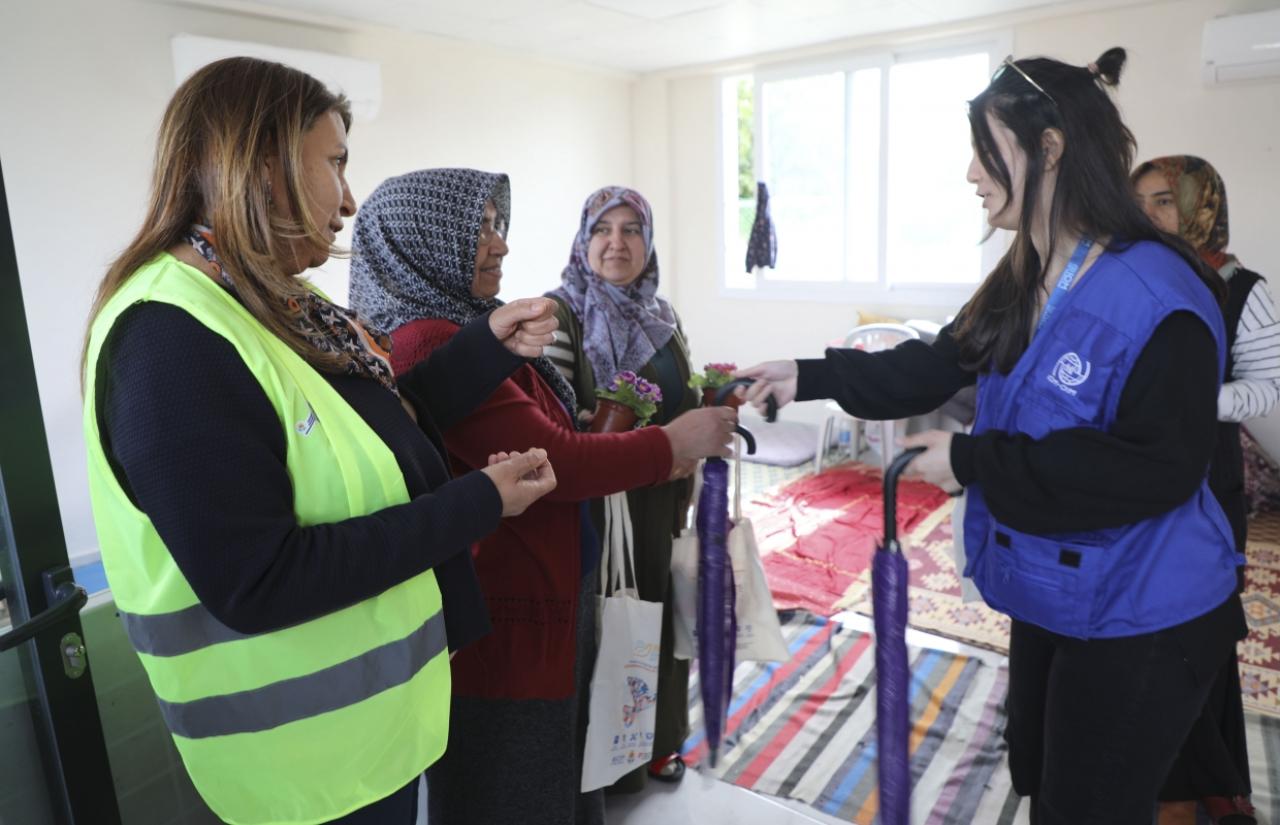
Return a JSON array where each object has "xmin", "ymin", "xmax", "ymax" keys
[{"xmin": 623, "ymin": 676, "xmax": 656, "ymax": 728}]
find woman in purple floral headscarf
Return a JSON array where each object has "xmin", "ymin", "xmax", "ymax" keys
[{"xmin": 547, "ymin": 187, "xmax": 700, "ymax": 789}]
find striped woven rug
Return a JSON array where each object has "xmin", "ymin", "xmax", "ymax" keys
[
  {"xmin": 681, "ymin": 611, "xmax": 1280, "ymax": 823},
  {"xmin": 682, "ymin": 611, "xmax": 1022, "ymax": 824}
]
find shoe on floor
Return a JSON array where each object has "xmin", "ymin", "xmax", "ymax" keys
[{"xmin": 647, "ymin": 753, "xmax": 686, "ymax": 784}]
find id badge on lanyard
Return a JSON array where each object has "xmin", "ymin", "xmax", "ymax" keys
[{"xmin": 1036, "ymin": 237, "xmax": 1095, "ymax": 336}]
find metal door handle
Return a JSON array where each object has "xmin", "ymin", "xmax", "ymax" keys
[{"xmin": 0, "ymin": 580, "xmax": 87, "ymax": 652}]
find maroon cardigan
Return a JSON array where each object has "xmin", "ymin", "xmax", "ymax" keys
[{"xmin": 393, "ymin": 318, "xmax": 673, "ymax": 700}]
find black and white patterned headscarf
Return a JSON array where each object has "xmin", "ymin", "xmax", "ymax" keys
[{"xmin": 349, "ymin": 168, "xmax": 577, "ymax": 414}]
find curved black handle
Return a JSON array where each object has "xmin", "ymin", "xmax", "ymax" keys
[
  {"xmin": 708, "ymin": 378, "xmax": 761, "ymax": 455},
  {"xmin": 712, "ymin": 378, "xmax": 778, "ymax": 423},
  {"xmin": 0, "ymin": 582, "xmax": 88, "ymax": 653},
  {"xmin": 882, "ymin": 446, "xmax": 927, "ymax": 547}
]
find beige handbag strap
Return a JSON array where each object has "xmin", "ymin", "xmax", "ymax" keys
[
  {"xmin": 733, "ymin": 434, "xmax": 743, "ymax": 523},
  {"xmin": 600, "ymin": 492, "xmax": 637, "ymax": 595}
]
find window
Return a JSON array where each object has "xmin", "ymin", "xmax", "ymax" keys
[{"xmin": 722, "ymin": 38, "xmax": 1010, "ymax": 300}]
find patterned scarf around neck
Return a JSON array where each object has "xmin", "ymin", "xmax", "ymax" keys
[
  {"xmin": 1132, "ymin": 155, "xmax": 1234, "ymax": 273},
  {"xmin": 346, "ymin": 168, "xmax": 577, "ymax": 415},
  {"xmin": 186, "ymin": 225, "xmax": 400, "ymax": 395},
  {"xmin": 548, "ymin": 186, "xmax": 678, "ymax": 389}
]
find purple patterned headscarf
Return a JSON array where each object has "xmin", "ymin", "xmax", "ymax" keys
[{"xmin": 548, "ymin": 187, "xmax": 678, "ymax": 386}]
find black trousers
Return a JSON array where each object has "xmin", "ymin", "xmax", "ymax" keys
[
  {"xmin": 1159, "ymin": 650, "xmax": 1251, "ymax": 800},
  {"xmin": 322, "ymin": 779, "xmax": 418, "ymax": 825},
  {"xmin": 1005, "ymin": 595, "xmax": 1242, "ymax": 824}
]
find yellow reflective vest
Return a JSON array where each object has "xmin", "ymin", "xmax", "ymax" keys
[{"xmin": 83, "ymin": 254, "xmax": 450, "ymax": 825}]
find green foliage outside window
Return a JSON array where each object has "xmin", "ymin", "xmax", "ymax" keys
[{"xmin": 737, "ymin": 79, "xmax": 754, "ymax": 200}]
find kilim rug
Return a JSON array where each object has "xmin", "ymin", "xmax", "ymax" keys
[
  {"xmin": 843, "ymin": 497, "xmax": 1012, "ymax": 655},
  {"xmin": 682, "ymin": 611, "xmax": 1018, "ymax": 824},
  {"xmin": 745, "ymin": 463, "xmax": 950, "ymax": 617},
  {"xmin": 1239, "ymin": 510, "xmax": 1280, "ymax": 718},
  {"xmin": 680, "ymin": 612, "xmax": 1280, "ymax": 824}
]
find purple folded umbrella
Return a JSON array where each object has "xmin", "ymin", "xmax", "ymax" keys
[
  {"xmin": 696, "ymin": 456, "xmax": 737, "ymax": 768},
  {"xmin": 873, "ymin": 447, "xmax": 924, "ymax": 825}
]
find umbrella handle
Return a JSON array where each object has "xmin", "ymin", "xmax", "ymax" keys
[
  {"xmin": 712, "ymin": 378, "xmax": 778, "ymax": 423},
  {"xmin": 709, "ymin": 378, "xmax": 766, "ymax": 455},
  {"xmin": 883, "ymin": 446, "xmax": 926, "ymax": 545}
]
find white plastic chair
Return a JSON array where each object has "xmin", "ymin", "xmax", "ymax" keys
[{"xmin": 815, "ymin": 323, "xmax": 921, "ymax": 475}]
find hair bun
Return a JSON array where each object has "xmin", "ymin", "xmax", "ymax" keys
[{"xmin": 1092, "ymin": 47, "xmax": 1126, "ymax": 86}]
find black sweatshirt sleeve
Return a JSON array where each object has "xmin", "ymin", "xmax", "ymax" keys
[
  {"xmin": 795, "ymin": 321, "xmax": 976, "ymax": 420},
  {"xmin": 99, "ymin": 303, "xmax": 502, "ymax": 635},
  {"xmin": 949, "ymin": 312, "xmax": 1218, "ymax": 533},
  {"xmin": 397, "ymin": 311, "xmax": 524, "ymax": 432}
]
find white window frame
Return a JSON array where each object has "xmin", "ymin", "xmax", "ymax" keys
[{"xmin": 718, "ymin": 31, "xmax": 1014, "ymax": 306}]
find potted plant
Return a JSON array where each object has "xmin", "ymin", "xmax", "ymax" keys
[
  {"xmin": 688, "ymin": 362, "xmax": 742, "ymax": 409},
  {"xmin": 592, "ymin": 370, "xmax": 663, "ymax": 432}
]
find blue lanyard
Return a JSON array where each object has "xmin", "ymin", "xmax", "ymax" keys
[{"xmin": 1036, "ymin": 236, "xmax": 1094, "ymax": 335}]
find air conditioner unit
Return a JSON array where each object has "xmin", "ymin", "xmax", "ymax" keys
[
  {"xmin": 1202, "ymin": 9, "xmax": 1280, "ymax": 85},
  {"xmin": 171, "ymin": 34, "xmax": 382, "ymax": 120}
]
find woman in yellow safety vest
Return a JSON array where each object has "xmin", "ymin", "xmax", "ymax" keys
[{"xmin": 81, "ymin": 56, "xmax": 559, "ymax": 825}]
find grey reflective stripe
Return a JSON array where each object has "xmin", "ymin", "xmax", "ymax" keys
[
  {"xmin": 120, "ymin": 603, "xmax": 251, "ymax": 657},
  {"xmin": 156, "ymin": 610, "xmax": 446, "ymax": 739}
]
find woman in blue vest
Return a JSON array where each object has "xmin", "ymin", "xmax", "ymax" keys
[
  {"xmin": 739, "ymin": 48, "xmax": 1247, "ymax": 823},
  {"xmin": 82, "ymin": 57, "xmax": 561, "ymax": 825}
]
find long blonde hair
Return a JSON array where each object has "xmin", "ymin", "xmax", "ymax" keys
[{"xmin": 83, "ymin": 56, "xmax": 352, "ymax": 383}]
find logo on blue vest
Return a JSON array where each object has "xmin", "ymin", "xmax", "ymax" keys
[{"xmin": 1048, "ymin": 352, "xmax": 1091, "ymax": 396}]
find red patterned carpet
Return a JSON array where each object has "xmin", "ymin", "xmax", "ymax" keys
[
  {"xmin": 745, "ymin": 463, "xmax": 949, "ymax": 616},
  {"xmin": 750, "ymin": 465, "xmax": 1280, "ymax": 716},
  {"xmin": 843, "ymin": 496, "xmax": 1013, "ymax": 653}
]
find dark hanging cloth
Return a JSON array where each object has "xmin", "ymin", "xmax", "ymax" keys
[{"xmin": 744, "ymin": 181, "xmax": 777, "ymax": 273}]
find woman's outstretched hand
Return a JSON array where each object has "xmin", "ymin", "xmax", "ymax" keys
[
  {"xmin": 489, "ymin": 298, "xmax": 559, "ymax": 358},
  {"xmin": 662, "ymin": 406, "xmax": 737, "ymax": 476},
  {"xmin": 481, "ymin": 448, "xmax": 558, "ymax": 517},
  {"xmin": 900, "ymin": 430, "xmax": 960, "ymax": 493},
  {"xmin": 734, "ymin": 360, "xmax": 799, "ymax": 414}
]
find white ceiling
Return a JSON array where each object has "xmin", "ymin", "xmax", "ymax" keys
[{"xmin": 185, "ymin": 0, "xmax": 1102, "ymax": 74}]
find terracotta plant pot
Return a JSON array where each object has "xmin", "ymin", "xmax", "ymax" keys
[
  {"xmin": 591, "ymin": 398, "xmax": 639, "ymax": 433},
  {"xmin": 703, "ymin": 387, "xmax": 744, "ymax": 410}
]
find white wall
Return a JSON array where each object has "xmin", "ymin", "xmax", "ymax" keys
[
  {"xmin": 7, "ymin": 0, "xmax": 1280, "ymax": 560},
  {"xmin": 0, "ymin": 0, "xmax": 634, "ymax": 562},
  {"xmin": 639, "ymin": 0, "xmax": 1280, "ymax": 431}
]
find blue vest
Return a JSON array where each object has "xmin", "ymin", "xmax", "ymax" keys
[{"xmin": 963, "ymin": 241, "xmax": 1243, "ymax": 639}]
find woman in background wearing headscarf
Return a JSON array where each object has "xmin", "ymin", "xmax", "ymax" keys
[
  {"xmin": 1134, "ymin": 155, "xmax": 1277, "ymax": 825},
  {"xmin": 545, "ymin": 187, "xmax": 699, "ymax": 790},
  {"xmin": 348, "ymin": 169, "xmax": 735, "ymax": 825}
]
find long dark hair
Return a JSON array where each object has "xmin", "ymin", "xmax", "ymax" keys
[{"xmin": 953, "ymin": 48, "xmax": 1224, "ymax": 373}]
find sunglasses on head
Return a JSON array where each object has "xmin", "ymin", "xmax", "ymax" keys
[{"xmin": 992, "ymin": 55, "xmax": 1056, "ymax": 106}]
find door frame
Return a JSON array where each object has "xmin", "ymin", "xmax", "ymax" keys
[{"xmin": 0, "ymin": 153, "xmax": 123, "ymax": 824}]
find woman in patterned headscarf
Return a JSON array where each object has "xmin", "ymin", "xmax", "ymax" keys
[
  {"xmin": 1134, "ymin": 155, "xmax": 1277, "ymax": 825},
  {"xmin": 545, "ymin": 186, "xmax": 702, "ymax": 790},
  {"xmin": 349, "ymin": 169, "xmax": 735, "ymax": 825}
]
